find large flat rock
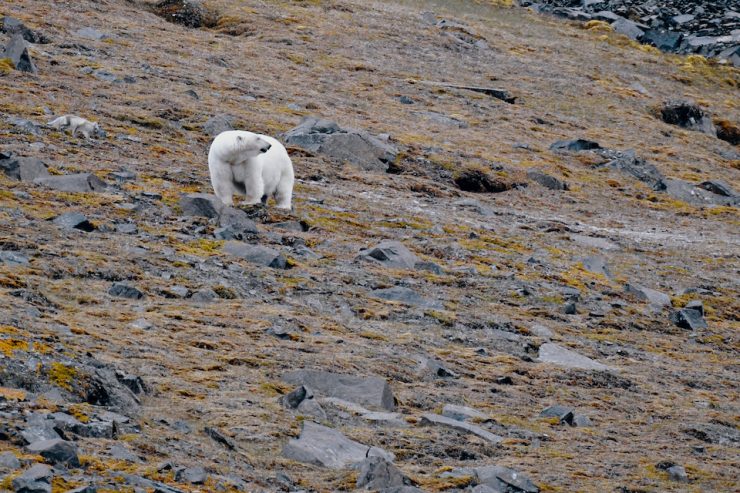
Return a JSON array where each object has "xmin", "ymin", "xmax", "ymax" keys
[
  {"xmin": 538, "ymin": 343, "xmax": 612, "ymax": 371},
  {"xmin": 283, "ymin": 370, "xmax": 395, "ymax": 411}
]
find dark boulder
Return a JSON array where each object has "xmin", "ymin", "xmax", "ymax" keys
[
  {"xmin": 658, "ymin": 101, "xmax": 716, "ymax": 136},
  {"xmin": 4, "ymin": 33, "xmax": 37, "ymax": 73},
  {"xmin": 0, "ymin": 155, "xmax": 49, "ymax": 181}
]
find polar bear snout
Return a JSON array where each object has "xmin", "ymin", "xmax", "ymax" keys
[{"xmin": 260, "ymin": 143, "xmax": 272, "ymax": 153}]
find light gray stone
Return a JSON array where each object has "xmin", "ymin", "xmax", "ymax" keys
[
  {"xmin": 34, "ymin": 173, "xmax": 107, "ymax": 192},
  {"xmin": 12, "ymin": 463, "xmax": 52, "ymax": 493},
  {"xmin": 283, "ymin": 370, "xmax": 395, "ymax": 411},
  {"xmin": 420, "ymin": 413, "xmax": 503, "ymax": 444},
  {"xmin": 442, "ymin": 404, "xmax": 488, "ymax": 422},
  {"xmin": 625, "ymin": 283, "xmax": 671, "ymax": 308},
  {"xmin": 355, "ymin": 456, "xmax": 406, "ymax": 489},
  {"xmin": 358, "ymin": 240, "xmax": 420, "ymax": 269},
  {"xmin": 538, "ymin": 343, "xmax": 611, "ymax": 371},
  {"xmin": 282, "ymin": 421, "xmax": 393, "ymax": 469},
  {"xmin": 26, "ymin": 438, "xmax": 80, "ymax": 467}
]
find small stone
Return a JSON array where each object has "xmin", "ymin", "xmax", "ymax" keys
[
  {"xmin": 529, "ymin": 324, "xmax": 554, "ymax": 338},
  {"xmin": 442, "ymin": 404, "xmax": 488, "ymax": 421},
  {"xmin": 75, "ymin": 27, "xmax": 109, "ymax": 40},
  {"xmin": 116, "ymin": 223, "xmax": 138, "ymax": 234},
  {"xmin": 223, "ymin": 242, "xmax": 288, "ymax": 269},
  {"xmin": 176, "ymin": 466, "xmax": 207, "ymax": 484},
  {"xmin": 371, "ymin": 286, "xmax": 442, "ymax": 309},
  {"xmin": 355, "ymin": 456, "xmax": 406, "ymax": 489},
  {"xmin": 26, "ymin": 439, "xmax": 80, "ymax": 467},
  {"xmin": 666, "ymin": 465, "xmax": 688, "ymax": 482},
  {"xmin": 0, "ymin": 450, "xmax": 21, "ymax": 470},
  {"xmin": 0, "ymin": 155, "xmax": 50, "ymax": 181},
  {"xmin": 202, "ymin": 114, "xmax": 233, "ymax": 136},
  {"xmin": 109, "ymin": 282, "xmax": 144, "ymax": 299},
  {"xmin": 109, "ymin": 444, "xmax": 140, "ymax": 462},
  {"xmin": 419, "ymin": 357, "xmax": 458, "ymax": 378},
  {"xmin": 283, "ymin": 370, "xmax": 395, "ymax": 411},
  {"xmin": 624, "ymin": 283, "xmax": 671, "ymax": 308},
  {"xmin": 538, "ymin": 343, "xmax": 612, "ymax": 371},
  {"xmin": 540, "ymin": 405, "xmax": 575, "ymax": 425},
  {"xmin": 670, "ymin": 306, "xmax": 708, "ymax": 330},
  {"xmin": 2, "ymin": 16, "xmax": 50, "ymax": 44},
  {"xmin": 581, "ymin": 255, "xmax": 611, "ymax": 277},
  {"xmin": 163, "ymin": 285, "xmax": 189, "ymax": 298},
  {"xmin": 549, "ymin": 139, "xmax": 601, "ymax": 152},
  {"xmin": 282, "ymin": 421, "xmax": 393, "ymax": 469},
  {"xmin": 34, "ymin": 173, "xmax": 108, "ymax": 193},
  {"xmin": 420, "ymin": 413, "xmax": 503, "ymax": 444},
  {"xmin": 358, "ymin": 240, "xmax": 420, "ymax": 269},
  {"xmin": 191, "ymin": 289, "xmax": 218, "ymax": 302},
  {"xmin": 563, "ymin": 302, "xmax": 577, "ymax": 315},
  {"xmin": 527, "ymin": 170, "xmax": 568, "ymax": 190},
  {"xmin": 52, "ymin": 212, "xmax": 95, "ymax": 232},
  {"xmin": 0, "ymin": 250, "xmax": 29, "ymax": 266},
  {"xmin": 5, "ymin": 33, "xmax": 37, "ymax": 73},
  {"xmin": 398, "ymin": 96, "xmax": 415, "ymax": 104},
  {"xmin": 179, "ymin": 193, "xmax": 223, "ymax": 218},
  {"xmin": 612, "ymin": 17, "xmax": 644, "ymax": 40},
  {"xmin": 12, "ymin": 463, "xmax": 52, "ymax": 493}
]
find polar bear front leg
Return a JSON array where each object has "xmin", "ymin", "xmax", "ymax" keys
[
  {"xmin": 242, "ymin": 164, "xmax": 265, "ymax": 205},
  {"xmin": 210, "ymin": 164, "xmax": 236, "ymax": 206}
]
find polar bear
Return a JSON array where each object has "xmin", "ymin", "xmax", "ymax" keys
[{"xmin": 208, "ymin": 130, "xmax": 294, "ymax": 209}]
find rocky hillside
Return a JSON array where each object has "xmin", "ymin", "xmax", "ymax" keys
[{"xmin": 0, "ymin": 0, "xmax": 738, "ymax": 492}]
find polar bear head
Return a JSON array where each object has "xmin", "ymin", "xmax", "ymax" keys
[{"xmin": 230, "ymin": 131, "xmax": 272, "ymax": 158}]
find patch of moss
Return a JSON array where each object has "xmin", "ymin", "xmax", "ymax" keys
[
  {"xmin": 47, "ymin": 362, "xmax": 77, "ymax": 391},
  {"xmin": 0, "ymin": 338, "xmax": 29, "ymax": 356}
]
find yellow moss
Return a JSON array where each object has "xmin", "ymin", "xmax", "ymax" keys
[
  {"xmin": 52, "ymin": 476, "xmax": 81, "ymax": 492},
  {"xmin": 68, "ymin": 403, "xmax": 90, "ymax": 423},
  {"xmin": 0, "ymin": 338, "xmax": 29, "ymax": 356},
  {"xmin": 48, "ymin": 362, "xmax": 77, "ymax": 391},
  {"xmin": 359, "ymin": 331, "xmax": 388, "ymax": 341},
  {"xmin": 0, "ymin": 387, "xmax": 26, "ymax": 401},
  {"xmin": 0, "ymin": 58, "xmax": 14, "ymax": 73},
  {"xmin": 258, "ymin": 382, "xmax": 292, "ymax": 396},
  {"xmin": 31, "ymin": 342, "xmax": 53, "ymax": 354},
  {"xmin": 584, "ymin": 20, "xmax": 612, "ymax": 33},
  {"xmin": 426, "ymin": 309, "xmax": 456, "ymax": 326},
  {"xmin": 418, "ymin": 475, "xmax": 475, "ymax": 491},
  {"xmin": 176, "ymin": 238, "xmax": 224, "ymax": 256}
]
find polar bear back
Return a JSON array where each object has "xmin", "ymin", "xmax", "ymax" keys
[{"xmin": 257, "ymin": 134, "xmax": 293, "ymax": 196}]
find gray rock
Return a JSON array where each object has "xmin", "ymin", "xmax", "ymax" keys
[
  {"xmin": 66, "ymin": 486, "xmax": 96, "ymax": 493},
  {"xmin": 117, "ymin": 473, "xmax": 187, "ymax": 493},
  {"xmin": 355, "ymin": 456, "xmax": 406, "ymax": 489},
  {"xmin": 371, "ymin": 286, "xmax": 442, "ymax": 309},
  {"xmin": 179, "ymin": 193, "xmax": 223, "ymax": 218},
  {"xmin": 109, "ymin": 282, "xmax": 144, "ymax": 299},
  {"xmin": 420, "ymin": 413, "xmax": 503, "ymax": 444},
  {"xmin": 417, "ymin": 111, "xmax": 468, "ymax": 128},
  {"xmin": 26, "ymin": 439, "xmax": 80, "ymax": 467},
  {"xmin": 164, "ymin": 285, "xmax": 189, "ymax": 298},
  {"xmin": 191, "ymin": 289, "xmax": 218, "ymax": 302},
  {"xmin": 5, "ymin": 33, "xmax": 37, "ymax": 73},
  {"xmin": 666, "ymin": 465, "xmax": 689, "ymax": 482},
  {"xmin": 419, "ymin": 357, "xmax": 458, "ymax": 379},
  {"xmin": 581, "ymin": 255, "xmax": 611, "ymax": 277},
  {"xmin": 76, "ymin": 27, "xmax": 109, "ymax": 40},
  {"xmin": 697, "ymin": 180, "xmax": 738, "ymax": 198},
  {"xmin": 598, "ymin": 149, "xmax": 666, "ymax": 190},
  {"xmin": 475, "ymin": 465, "xmax": 539, "ymax": 492},
  {"xmin": 52, "ymin": 212, "xmax": 95, "ymax": 232},
  {"xmin": 7, "ymin": 116, "xmax": 43, "ymax": 135},
  {"xmin": 218, "ymin": 206, "xmax": 259, "ymax": 230},
  {"xmin": 527, "ymin": 170, "xmax": 568, "ymax": 190},
  {"xmin": 284, "ymin": 117, "xmax": 396, "ymax": 172},
  {"xmin": 659, "ymin": 101, "xmax": 716, "ymax": 136},
  {"xmin": 283, "ymin": 370, "xmax": 395, "ymax": 411},
  {"xmin": 529, "ymin": 324, "xmax": 554, "ymax": 338},
  {"xmin": 0, "ymin": 155, "xmax": 50, "ymax": 181},
  {"xmin": 21, "ymin": 414, "xmax": 61, "ymax": 444},
  {"xmin": 549, "ymin": 139, "xmax": 601, "ymax": 152},
  {"xmin": 670, "ymin": 305, "xmax": 708, "ymax": 330},
  {"xmin": 642, "ymin": 29, "xmax": 683, "ymax": 51},
  {"xmin": 282, "ymin": 421, "xmax": 393, "ymax": 469},
  {"xmin": 685, "ymin": 422, "xmax": 740, "ymax": 445},
  {"xmin": 415, "ymin": 261, "xmax": 444, "ymax": 275},
  {"xmin": 570, "ymin": 234, "xmax": 619, "ymax": 251},
  {"xmin": 109, "ymin": 444, "xmax": 140, "ymax": 462},
  {"xmin": 612, "ymin": 18, "xmax": 644, "ymax": 40},
  {"xmin": 202, "ymin": 115, "xmax": 234, "ymax": 136},
  {"xmin": 223, "ymin": 242, "xmax": 287, "ymax": 269},
  {"xmin": 12, "ymin": 463, "xmax": 52, "ymax": 493},
  {"xmin": 538, "ymin": 343, "xmax": 611, "ymax": 371},
  {"xmin": 358, "ymin": 240, "xmax": 420, "ymax": 269},
  {"xmin": 34, "ymin": 173, "xmax": 108, "ymax": 193},
  {"xmin": 540, "ymin": 405, "xmax": 574, "ymax": 424},
  {"xmin": 592, "ymin": 10, "xmax": 622, "ymax": 22},
  {"xmin": 664, "ymin": 178, "xmax": 739, "ymax": 207},
  {"xmin": 563, "ymin": 302, "xmax": 577, "ymax": 315},
  {"xmin": 176, "ymin": 466, "xmax": 207, "ymax": 484},
  {"xmin": 624, "ymin": 283, "xmax": 671, "ymax": 308},
  {"xmin": 0, "ymin": 250, "xmax": 29, "ymax": 266},
  {"xmin": 442, "ymin": 404, "xmax": 488, "ymax": 422},
  {"xmin": 0, "ymin": 450, "xmax": 21, "ymax": 470},
  {"xmin": 281, "ymin": 385, "xmax": 327, "ymax": 420},
  {"xmin": 116, "ymin": 223, "xmax": 138, "ymax": 234},
  {"xmin": 2, "ymin": 16, "xmax": 50, "ymax": 44}
]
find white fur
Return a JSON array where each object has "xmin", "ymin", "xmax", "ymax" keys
[
  {"xmin": 208, "ymin": 130, "xmax": 294, "ymax": 210},
  {"xmin": 48, "ymin": 115, "xmax": 102, "ymax": 139}
]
